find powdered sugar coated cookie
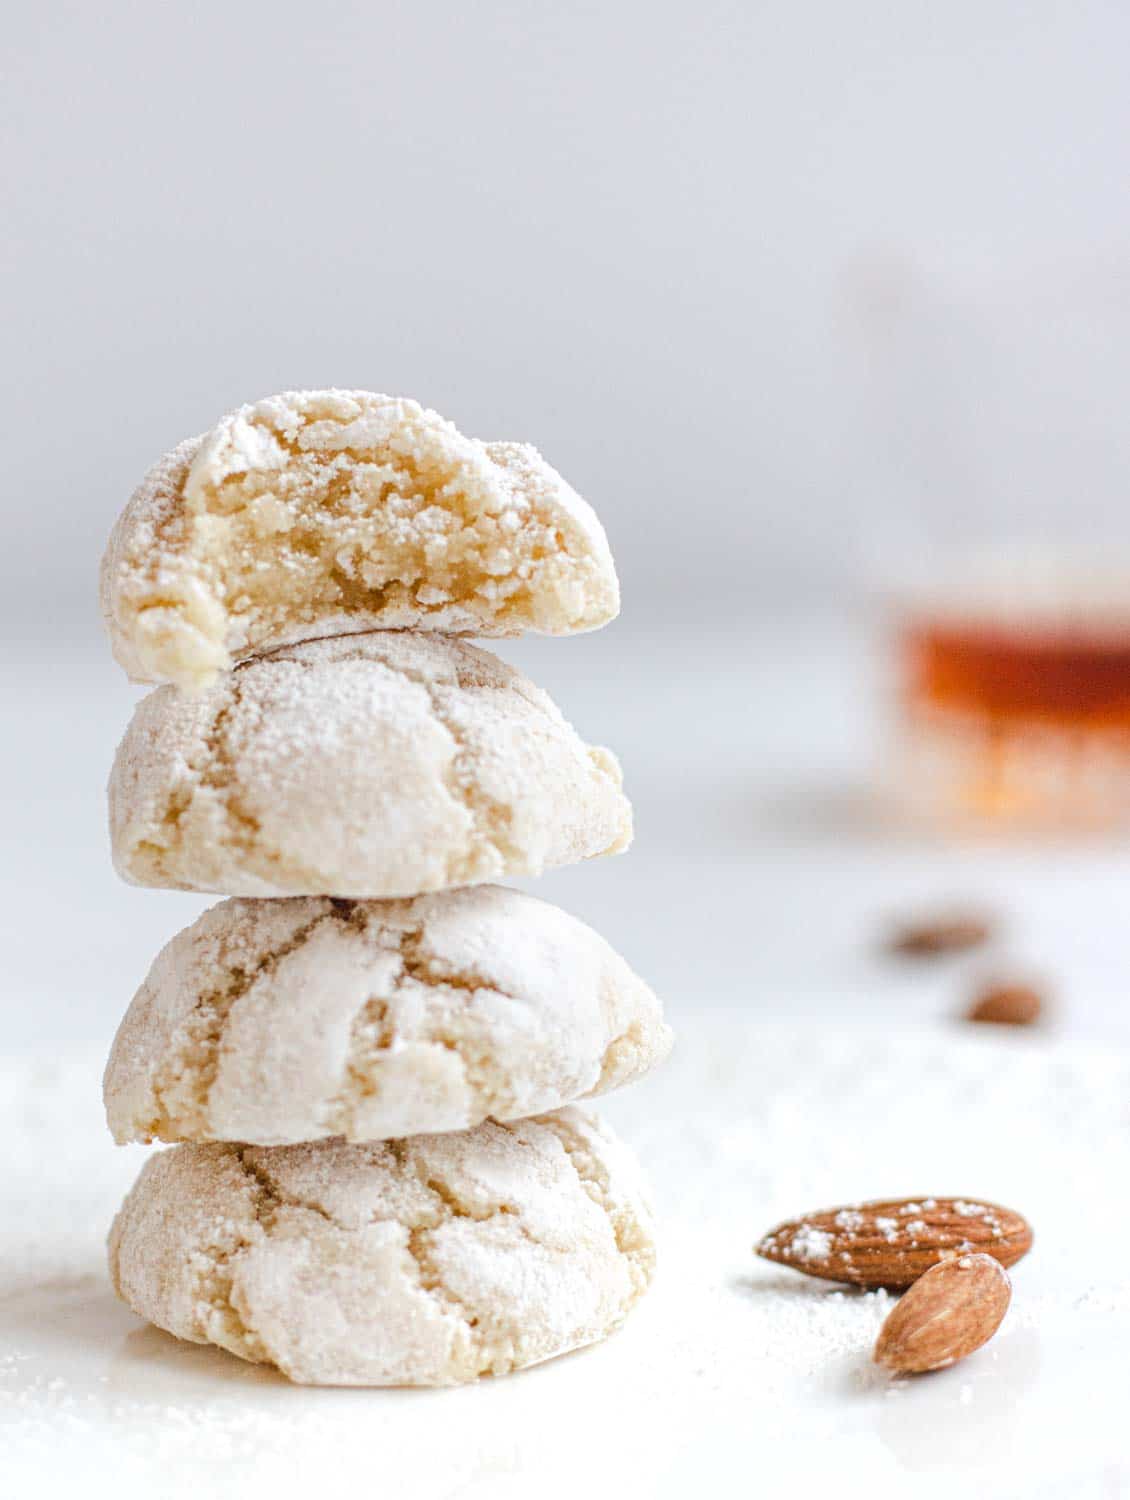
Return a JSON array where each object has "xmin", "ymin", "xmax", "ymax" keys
[
  {"xmin": 108, "ymin": 631, "xmax": 631, "ymax": 897},
  {"xmin": 101, "ymin": 390, "xmax": 619, "ymax": 691},
  {"xmin": 104, "ymin": 885, "xmax": 671, "ymax": 1146},
  {"xmin": 107, "ymin": 1108, "xmax": 655, "ymax": 1386}
]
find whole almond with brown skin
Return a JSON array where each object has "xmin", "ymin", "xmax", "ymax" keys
[
  {"xmin": 874, "ymin": 1253, "xmax": 1011, "ymax": 1373},
  {"xmin": 966, "ymin": 981, "xmax": 1043, "ymax": 1027},
  {"xmin": 756, "ymin": 1196, "xmax": 1032, "ymax": 1289},
  {"xmin": 888, "ymin": 914, "xmax": 993, "ymax": 957}
]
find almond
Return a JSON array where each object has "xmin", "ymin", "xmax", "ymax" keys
[
  {"xmin": 888, "ymin": 914, "xmax": 993, "ymax": 957},
  {"xmin": 756, "ymin": 1196, "xmax": 1032, "ymax": 1289},
  {"xmin": 873, "ymin": 1252, "xmax": 1011, "ymax": 1373},
  {"xmin": 965, "ymin": 981, "xmax": 1043, "ymax": 1026}
]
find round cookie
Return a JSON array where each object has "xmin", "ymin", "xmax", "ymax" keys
[
  {"xmin": 108, "ymin": 631, "xmax": 632, "ymax": 898},
  {"xmin": 107, "ymin": 1109, "xmax": 655, "ymax": 1386},
  {"xmin": 104, "ymin": 885, "xmax": 672, "ymax": 1146},
  {"xmin": 100, "ymin": 389, "xmax": 620, "ymax": 692}
]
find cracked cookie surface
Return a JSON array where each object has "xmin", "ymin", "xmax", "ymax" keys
[
  {"xmin": 108, "ymin": 631, "xmax": 632, "ymax": 897},
  {"xmin": 100, "ymin": 388, "xmax": 620, "ymax": 693},
  {"xmin": 107, "ymin": 1108, "xmax": 656, "ymax": 1386},
  {"xmin": 104, "ymin": 885, "xmax": 672, "ymax": 1145}
]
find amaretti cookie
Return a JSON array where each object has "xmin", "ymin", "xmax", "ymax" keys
[
  {"xmin": 104, "ymin": 886, "xmax": 671, "ymax": 1146},
  {"xmin": 101, "ymin": 389, "xmax": 620, "ymax": 692},
  {"xmin": 107, "ymin": 1109, "xmax": 655, "ymax": 1386},
  {"xmin": 109, "ymin": 631, "xmax": 631, "ymax": 898}
]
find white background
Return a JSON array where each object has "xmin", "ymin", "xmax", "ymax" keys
[{"xmin": 9, "ymin": 0, "xmax": 1130, "ymax": 643}]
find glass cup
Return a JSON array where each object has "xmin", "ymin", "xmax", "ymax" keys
[{"xmin": 848, "ymin": 251, "xmax": 1130, "ymax": 828}]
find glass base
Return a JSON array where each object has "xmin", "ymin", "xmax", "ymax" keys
[{"xmin": 891, "ymin": 708, "xmax": 1130, "ymax": 830}]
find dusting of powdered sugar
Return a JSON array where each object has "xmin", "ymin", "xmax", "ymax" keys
[
  {"xmin": 788, "ymin": 1226, "xmax": 834, "ymax": 1261},
  {"xmin": 3, "ymin": 1018, "xmax": 1130, "ymax": 1483}
]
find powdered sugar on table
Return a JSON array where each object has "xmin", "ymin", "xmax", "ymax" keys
[{"xmin": 2, "ymin": 1016, "xmax": 1127, "ymax": 1499}]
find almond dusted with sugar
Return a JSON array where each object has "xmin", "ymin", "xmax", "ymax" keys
[
  {"xmin": 874, "ymin": 1253, "xmax": 1011, "ymax": 1374},
  {"xmin": 756, "ymin": 1196, "xmax": 1032, "ymax": 1289}
]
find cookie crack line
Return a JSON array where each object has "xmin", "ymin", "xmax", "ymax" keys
[
  {"xmin": 232, "ymin": 1136, "xmax": 508, "ymax": 1376},
  {"xmin": 192, "ymin": 1238, "xmax": 266, "ymax": 1363},
  {"xmin": 322, "ymin": 909, "xmax": 524, "ymax": 1134},
  {"xmin": 393, "ymin": 1133, "xmax": 547, "ymax": 1379},
  {"xmin": 185, "ymin": 642, "xmax": 518, "ymax": 884},
  {"xmin": 183, "ymin": 1151, "xmax": 276, "ymax": 1361},
  {"xmin": 130, "ymin": 898, "xmax": 552, "ymax": 1145},
  {"xmin": 535, "ymin": 1116, "xmax": 649, "ymax": 1284},
  {"xmin": 145, "ymin": 906, "xmax": 356, "ymax": 1142},
  {"xmin": 187, "ymin": 1143, "xmax": 341, "ymax": 1367},
  {"xmin": 234, "ymin": 1146, "xmax": 337, "ymax": 1229},
  {"xmin": 234, "ymin": 1135, "xmax": 517, "ymax": 1237},
  {"xmin": 392, "ymin": 929, "xmax": 518, "ymax": 1120},
  {"xmin": 148, "ymin": 667, "xmax": 261, "ymax": 878},
  {"xmin": 401, "ymin": 1226, "xmax": 498, "ymax": 1376},
  {"xmin": 370, "ymin": 658, "xmax": 520, "ymax": 877}
]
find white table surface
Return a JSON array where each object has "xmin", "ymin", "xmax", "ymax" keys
[
  {"xmin": 3, "ymin": 621, "xmax": 1130, "ymax": 1496},
  {"xmin": 3, "ymin": 1021, "xmax": 1127, "ymax": 1499}
]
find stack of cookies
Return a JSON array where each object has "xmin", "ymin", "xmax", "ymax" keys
[{"xmin": 98, "ymin": 390, "xmax": 671, "ymax": 1386}]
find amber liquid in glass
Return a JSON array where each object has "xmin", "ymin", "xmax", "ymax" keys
[
  {"xmin": 905, "ymin": 622, "xmax": 1130, "ymax": 731},
  {"xmin": 899, "ymin": 618, "xmax": 1130, "ymax": 823}
]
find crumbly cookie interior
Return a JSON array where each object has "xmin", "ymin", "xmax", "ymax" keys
[{"xmin": 135, "ymin": 441, "xmax": 575, "ymax": 690}]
